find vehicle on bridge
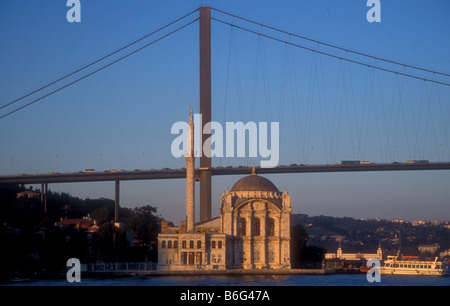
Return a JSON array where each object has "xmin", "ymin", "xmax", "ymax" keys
[
  {"xmin": 341, "ymin": 160, "xmax": 361, "ymax": 166},
  {"xmin": 406, "ymin": 160, "xmax": 429, "ymax": 164}
]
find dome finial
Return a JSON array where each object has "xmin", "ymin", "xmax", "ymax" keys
[{"xmin": 251, "ymin": 165, "xmax": 256, "ymax": 175}]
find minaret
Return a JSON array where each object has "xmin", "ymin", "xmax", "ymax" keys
[
  {"xmin": 185, "ymin": 107, "xmax": 195, "ymax": 232},
  {"xmin": 377, "ymin": 242, "xmax": 383, "ymax": 260},
  {"xmin": 337, "ymin": 240, "xmax": 343, "ymax": 258}
]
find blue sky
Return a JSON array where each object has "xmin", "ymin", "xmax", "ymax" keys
[{"xmin": 1, "ymin": 0, "xmax": 450, "ymax": 223}]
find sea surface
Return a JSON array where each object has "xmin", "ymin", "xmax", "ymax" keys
[{"xmin": 4, "ymin": 273, "xmax": 450, "ymax": 286}]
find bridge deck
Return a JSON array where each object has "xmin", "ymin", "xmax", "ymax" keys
[{"xmin": 1, "ymin": 162, "xmax": 449, "ymax": 184}]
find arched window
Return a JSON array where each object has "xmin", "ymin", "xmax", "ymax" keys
[
  {"xmin": 253, "ymin": 218, "xmax": 261, "ymax": 236},
  {"xmin": 239, "ymin": 217, "xmax": 246, "ymax": 236},
  {"xmin": 197, "ymin": 240, "xmax": 202, "ymax": 249},
  {"xmin": 267, "ymin": 218, "xmax": 275, "ymax": 236},
  {"xmin": 168, "ymin": 240, "xmax": 172, "ymax": 248},
  {"xmin": 189, "ymin": 240, "xmax": 194, "ymax": 249},
  {"xmin": 174, "ymin": 241, "xmax": 178, "ymax": 249},
  {"xmin": 182, "ymin": 241, "xmax": 186, "ymax": 249},
  {"xmin": 161, "ymin": 240, "xmax": 166, "ymax": 249},
  {"xmin": 212, "ymin": 240, "xmax": 216, "ymax": 249},
  {"xmin": 218, "ymin": 241, "xmax": 222, "ymax": 249}
]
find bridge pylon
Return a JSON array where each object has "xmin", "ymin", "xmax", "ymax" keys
[{"xmin": 199, "ymin": 6, "xmax": 212, "ymax": 222}]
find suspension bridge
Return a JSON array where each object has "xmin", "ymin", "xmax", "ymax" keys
[{"xmin": 1, "ymin": 6, "xmax": 449, "ymax": 222}]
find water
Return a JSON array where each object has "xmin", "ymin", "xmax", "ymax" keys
[{"xmin": 4, "ymin": 274, "xmax": 450, "ymax": 286}]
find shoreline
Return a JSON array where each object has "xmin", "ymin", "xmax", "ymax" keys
[
  {"xmin": 2, "ymin": 268, "xmax": 337, "ymax": 285},
  {"xmin": 84, "ymin": 268, "xmax": 336, "ymax": 278}
]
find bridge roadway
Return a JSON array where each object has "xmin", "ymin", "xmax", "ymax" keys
[{"xmin": 1, "ymin": 162, "xmax": 450, "ymax": 184}]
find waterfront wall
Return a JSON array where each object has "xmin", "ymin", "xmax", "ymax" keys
[{"xmin": 82, "ymin": 263, "xmax": 333, "ymax": 277}]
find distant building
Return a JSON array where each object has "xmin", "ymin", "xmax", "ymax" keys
[
  {"xmin": 418, "ymin": 244, "xmax": 440, "ymax": 254},
  {"xmin": 325, "ymin": 243, "xmax": 383, "ymax": 261},
  {"xmin": 390, "ymin": 219, "xmax": 407, "ymax": 224},
  {"xmin": 439, "ymin": 249, "xmax": 450, "ymax": 258},
  {"xmin": 56, "ymin": 216, "xmax": 97, "ymax": 231},
  {"xmin": 412, "ymin": 220, "xmax": 428, "ymax": 226},
  {"xmin": 16, "ymin": 190, "xmax": 40, "ymax": 199}
]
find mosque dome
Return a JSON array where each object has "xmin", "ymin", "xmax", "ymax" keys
[{"xmin": 230, "ymin": 168, "xmax": 279, "ymax": 193}]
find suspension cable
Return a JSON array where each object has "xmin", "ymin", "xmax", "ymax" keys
[
  {"xmin": 0, "ymin": 18, "xmax": 199, "ymax": 120},
  {"xmin": 211, "ymin": 17, "xmax": 450, "ymax": 87},
  {"xmin": 0, "ymin": 8, "xmax": 199, "ymax": 112},
  {"xmin": 211, "ymin": 7, "xmax": 450, "ymax": 78}
]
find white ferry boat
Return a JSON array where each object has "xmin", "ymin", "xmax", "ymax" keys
[{"xmin": 381, "ymin": 255, "xmax": 450, "ymax": 276}]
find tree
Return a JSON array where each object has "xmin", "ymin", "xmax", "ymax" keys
[
  {"xmin": 124, "ymin": 205, "xmax": 160, "ymax": 262},
  {"xmin": 91, "ymin": 207, "xmax": 112, "ymax": 225},
  {"xmin": 290, "ymin": 224, "xmax": 308, "ymax": 268},
  {"xmin": 126, "ymin": 205, "xmax": 159, "ymax": 246},
  {"xmin": 92, "ymin": 223, "xmax": 127, "ymax": 262}
]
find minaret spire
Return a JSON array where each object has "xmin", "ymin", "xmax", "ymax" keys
[
  {"xmin": 185, "ymin": 106, "xmax": 195, "ymax": 232},
  {"xmin": 186, "ymin": 106, "xmax": 194, "ymax": 157}
]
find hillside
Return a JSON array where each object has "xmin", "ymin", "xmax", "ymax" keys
[
  {"xmin": 0, "ymin": 184, "xmax": 161, "ymax": 282},
  {"xmin": 292, "ymin": 214, "xmax": 450, "ymax": 257}
]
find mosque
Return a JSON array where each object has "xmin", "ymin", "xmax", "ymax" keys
[{"xmin": 157, "ymin": 109, "xmax": 292, "ymax": 270}]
